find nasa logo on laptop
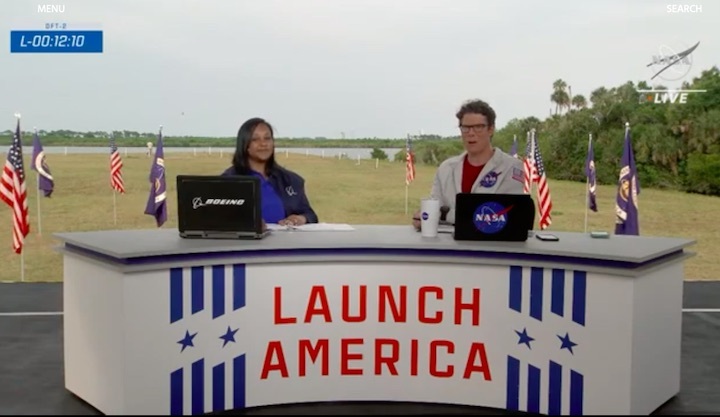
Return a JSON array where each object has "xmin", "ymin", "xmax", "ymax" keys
[{"xmin": 473, "ymin": 202, "xmax": 512, "ymax": 234}]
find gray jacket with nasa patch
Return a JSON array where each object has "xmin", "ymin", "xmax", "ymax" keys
[{"xmin": 429, "ymin": 148, "xmax": 525, "ymax": 224}]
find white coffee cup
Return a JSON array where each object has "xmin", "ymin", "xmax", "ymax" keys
[{"xmin": 420, "ymin": 198, "xmax": 440, "ymax": 237}]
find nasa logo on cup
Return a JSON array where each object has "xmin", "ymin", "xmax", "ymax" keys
[
  {"xmin": 421, "ymin": 212, "xmax": 429, "ymax": 220},
  {"xmin": 472, "ymin": 202, "xmax": 511, "ymax": 234}
]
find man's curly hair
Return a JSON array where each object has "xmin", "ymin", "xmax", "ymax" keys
[{"xmin": 455, "ymin": 99, "xmax": 496, "ymax": 128}]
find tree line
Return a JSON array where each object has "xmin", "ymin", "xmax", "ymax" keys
[
  {"xmin": 2, "ymin": 66, "xmax": 718, "ymax": 196},
  {"xmin": 0, "ymin": 130, "xmax": 441, "ymax": 149},
  {"xmin": 398, "ymin": 66, "xmax": 720, "ymax": 197}
]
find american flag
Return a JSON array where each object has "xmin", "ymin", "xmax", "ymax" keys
[
  {"xmin": 523, "ymin": 133, "xmax": 533, "ymax": 194},
  {"xmin": 523, "ymin": 131, "xmax": 553, "ymax": 230},
  {"xmin": 405, "ymin": 135, "xmax": 416, "ymax": 185},
  {"xmin": 0, "ymin": 120, "xmax": 30, "ymax": 254},
  {"xmin": 110, "ymin": 135, "xmax": 125, "ymax": 194}
]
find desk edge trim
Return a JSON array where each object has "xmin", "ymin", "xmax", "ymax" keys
[{"xmin": 61, "ymin": 243, "xmax": 687, "ymax": 271}]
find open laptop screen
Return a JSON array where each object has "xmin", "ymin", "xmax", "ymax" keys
[
  {"xmin": 176, "ymin": 175, "xmax": 262, "ymax": 234},
  {"xmin": 453, "ymin": 193, "xmax": 535, "ymax": 241}
]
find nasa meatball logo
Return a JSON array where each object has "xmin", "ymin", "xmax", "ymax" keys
[
  {"xmin": 480, "ymin": 171, "xmax": 500, "ymax": 188},
  {"xmin": 473, "ymin": 202, "xmax": 512, "ymax": 234},
  {"xmin": 421, "ymin": 212, "xmax": 429, "ymax": 220}
]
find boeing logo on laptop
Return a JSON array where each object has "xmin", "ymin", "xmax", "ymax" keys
[
  {"xmin": 473, "ymin": 202, "xmax": 512, "ymax": 234},
  {"xmin": 192, "ymin": 197, "xmax": 245, "ymax": 209}
]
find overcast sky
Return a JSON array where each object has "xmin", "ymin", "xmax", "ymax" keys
[{"xmin": 1, "ymin": 0, "xmax": 716, "ymax": 138}]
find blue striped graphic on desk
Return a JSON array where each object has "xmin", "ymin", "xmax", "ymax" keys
[
  {"xmin": 170, "ymin": 264, "xmax": 246, "ymax": 323},
  {"xmin": 506, "ymin": 357, "xmax": 584, "ymax": 415},
  {"xmin": 168, "ymin": 263, "xmax": 247, "ymax": 414},
  {"xmin": 506, "ymin": 265, "xmax": 587, "ymax": 415},
  {"xmin": 509, "ymin": 266, "xmax": 586, "ymax": 325}
]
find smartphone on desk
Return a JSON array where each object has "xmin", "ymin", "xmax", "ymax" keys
[{"xmin": 536, "ymin": 233, "xmax": 559, "ymax": 242}]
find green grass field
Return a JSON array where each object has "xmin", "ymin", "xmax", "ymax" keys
[{"xmin": 1, "ymin": 151, "xmax": 717, "ymax": 282}]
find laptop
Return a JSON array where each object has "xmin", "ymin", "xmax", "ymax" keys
[
  {"xmin": 176, "ymin": 175, "xmax": 270, "ymax": 239},
  {"xmin": 453, "ymin": 193, "xmax": 535, "ymax": 242}
]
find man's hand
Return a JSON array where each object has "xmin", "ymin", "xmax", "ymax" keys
[
  {"xmin": 279, "ymin": 214, "xmax": 307, "ymax": 227},
  {"xmin": 440, "ymin": 205, "xmax": 450, "ymax": 222},
  {"xmin": 412, "ymin": 210, "xmax": 421, "ymax": 231}
]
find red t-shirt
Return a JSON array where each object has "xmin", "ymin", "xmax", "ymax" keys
[{"xmin": 462, "ymin": 156, "xmax": 484, "ymax": 193}]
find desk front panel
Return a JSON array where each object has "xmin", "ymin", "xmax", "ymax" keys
[{"xmin": 111, "ymin": 259, "xmax": 638, "ymax": 415}]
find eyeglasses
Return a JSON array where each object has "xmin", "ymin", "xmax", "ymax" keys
[{"xmin": 459, "ymin": 124, "xmax": 488, "ymax": 133}]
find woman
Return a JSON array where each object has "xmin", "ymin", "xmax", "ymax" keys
[{"xmin": 221, "ymin": 117, "xmax": 319, "ymax": 226}]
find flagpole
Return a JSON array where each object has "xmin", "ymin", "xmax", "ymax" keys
[
  {"xmin": 36, "ymin": 173, "xmax": 42, "ymax": 235},
  {"xmin": 404, "ymin": 184, "xmax": 409, "ymax": 214},
  {"xmin": 404, "ymin": 133, "xmax": 411, "ymax": 215},
  {"xmin": 584, "ymin": 133, "xmax": 592, "ymax": 234},
  {"xmin": 31, "ymin": 127, "xmax": 43, "ymax": 235},
  {"xmin": 528, "ymin": 129, "xmax": 537, "ymax": 228},
  {"xmin": 108, "ymin": 159, "xmax": 117, "ymax": 226},
  {"xmin": 15, "ymin": 112, "xmax": 26, "ymax": 281}
]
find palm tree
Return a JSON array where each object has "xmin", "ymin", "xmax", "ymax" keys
[
  {"xmin": 572, "ymin": 94, "xmax": 587, "ymax": 109},
  {"xmin": 551, "ymin": 79, "xmax": 570, "ymax": 115}
]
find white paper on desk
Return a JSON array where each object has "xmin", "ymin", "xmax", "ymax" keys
[
  {"xmin": 267, "ymin": 223, "xmax": 355, "ymax": 231},
  {"xmin": 266, "ymin": 223, "xmax": 288, "ymax": 231},
  {"xmin": 293, "ymin": 223, "xmax": 355, "ymax": 231}
]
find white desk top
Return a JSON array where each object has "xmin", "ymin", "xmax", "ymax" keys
[{"xmin": 54, "ymin": 225, "xmax": 695, "ymax": 270}]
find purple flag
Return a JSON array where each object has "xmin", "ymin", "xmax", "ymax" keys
[
  {"xmin": 585, "ymin": 137, "xmax": 597, "ymax": 212},
  {"xmin": 30, "ymin": 131, "xmax": 54, "ymax": 197},
  {"xmin": 144, "ymin": 130, "xmax": 167, "ymax": 227},
  {"xmin": 614, "ymin": 127, "xmax": 640, "ymax": 235},
  {"xmin": 509, "ymin": 136, "xmax": 518, "ymax": 158}
]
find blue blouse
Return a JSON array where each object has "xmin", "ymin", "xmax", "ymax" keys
[
  {"xmin": 250, "ymin": 171, "xmax": 285, "ymax": 223},
  {"xmin": 221, "ymin": 165, "xmax": 319, "ymax": 224}
]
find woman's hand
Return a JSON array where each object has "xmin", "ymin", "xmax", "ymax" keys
[
  {"xmin": 279, "ymin": 214, "xmax": 307, "ymax": 227},
  {"xmin": 412, "ymin": 210, "xmax": 421, "ymax": 231}
]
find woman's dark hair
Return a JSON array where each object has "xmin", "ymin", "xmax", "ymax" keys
[{"xmin": 231, "ymin": 117, "xmax": 278, "ymax": 175}]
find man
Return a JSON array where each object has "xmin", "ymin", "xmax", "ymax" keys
[{"xmin": 413, "ymin": 99, "xmax": 524, "ymax": 230}]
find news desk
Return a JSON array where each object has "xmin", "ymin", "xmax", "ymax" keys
[{"xmin": 53, "ymin": 225, "xmax": 695, "ymax": 416}]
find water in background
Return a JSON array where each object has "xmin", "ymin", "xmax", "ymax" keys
[{"xmin": 0, "ymin": 146, "xmax": 402, "ymax": 160}]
